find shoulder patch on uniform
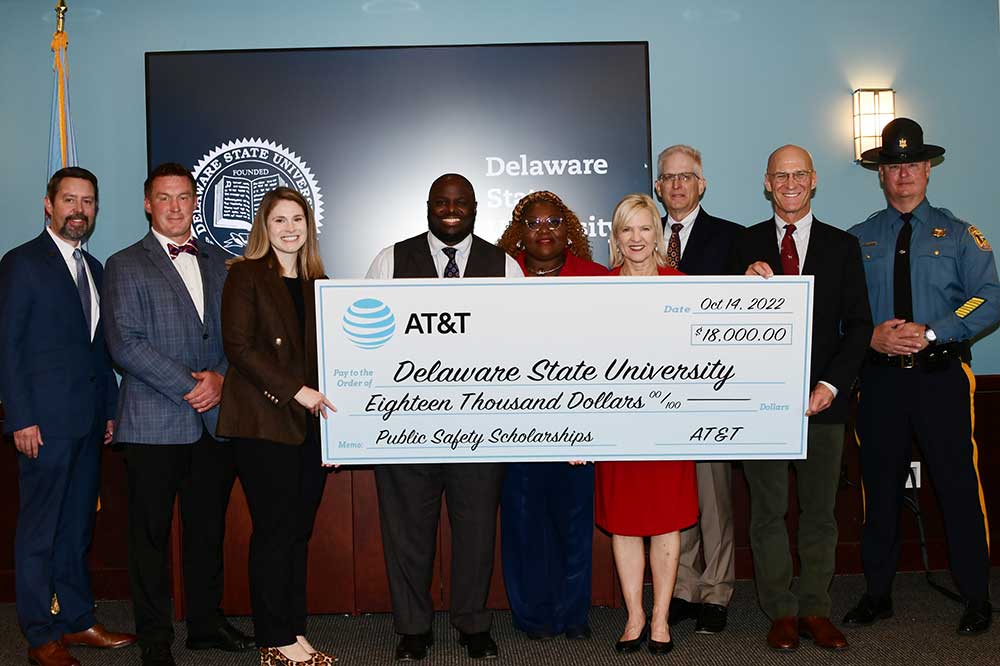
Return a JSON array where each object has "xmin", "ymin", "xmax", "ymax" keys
[
  {"xmin": 955, "ymin": 297, "xmax": 986, "ymax": 319},
  {"xmin": 968, "ymin": 226, "xmax": 992, "ymax": 251}
]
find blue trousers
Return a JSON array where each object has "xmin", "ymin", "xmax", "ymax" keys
[
  {"xmin": 15, "ymin": 425, "xmax": 101, "ymax": 647},
  {"xmin": 501, "ymin": 462, "xmax": 594, "ymax": 635}
]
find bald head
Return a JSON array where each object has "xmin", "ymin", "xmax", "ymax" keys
[
  {"xmin": 764, "ymin": 144, "xmax": 817, "ymax": 224},
  {"xmin": 427, "ymin": 173, "xmax": 477, "ymax": 245}
]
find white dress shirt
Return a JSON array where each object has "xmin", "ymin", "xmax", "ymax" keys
[
  {"xmin": 151, "ymin": 228, "xmax": 205, "ymax": 322},
  {"xmin": 772, "ymin": 210, "xmax": 813, "ymax": 274},
  {"xmin": 365, "ymin": 231, "xmax": 523, "ymax": 279},
  {"xmin": 46, "ymin": 225, "xmax": 99, "ymax": 341},
  {"xmin": 770, "ymin": 210, "xmax": 836, "ymax": 397},
  {"xmin": 665, "ymin": 204, "xmax": 701, "ymax": 257}
]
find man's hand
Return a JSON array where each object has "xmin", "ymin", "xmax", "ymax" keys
[
  {"xmin": 13, "ymin": 425, "xmax": 43, "ymax": 458},
  {"xmin": 805, "ymin": 384, "xmax": 835, "ymax": 417},
  {"xmin": 184, "ymin": 370, "xmax": 224, "ymax": 413},
  {"xmin": 745, "ymin": 261, "xmax": 774, "ymax": 278},
  {"xmin": 870, "ymin": 319, "xmax": 927, "ymax": 355},
  {"xmin": 104, "ymin": 420, "xmax": 115, "ymax": 446}
]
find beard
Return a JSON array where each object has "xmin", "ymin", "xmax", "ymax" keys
[
  {"xmin": 427, "ymin": 213, "xmax": 475, "ymax": 246},
  {"xmin": 57, "ymin": 214, "xmax": 94, "ymax": 242}
]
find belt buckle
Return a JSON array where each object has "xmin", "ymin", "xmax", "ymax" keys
[{"xmin": 900, "ymin": 353, "xmax": 915, "ymax": 369}]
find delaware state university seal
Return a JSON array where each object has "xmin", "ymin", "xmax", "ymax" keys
[{"xmin": 191, "ymin": 138, "xmax": 324, "ymax": 255}]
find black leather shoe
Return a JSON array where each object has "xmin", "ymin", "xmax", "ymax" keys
[
  {"xmin": 185, "ymin": 621, "xmax": 254, "ymax": 651},
  {"xmin": 668, "ymin": 597, "xmax": 700, "ymax": 625},
  {"xmin": 565, "ymin": 625, "xmax": 592, "ymax": 640},
  {"xmin": 524, "ymin": 630, "xmax": 556, "ymax": 641},
  {"xmin": 842, "ymin": 594, "xmax": 893, "ymax": 626},
  {"xmin": 614, "ymin": 623, "xmax": 648, "ymax": 654},
  {"xmin": 395, "ymin": 631, "xmax": 433, "ymax": 661},
  {"xmin": 458, "ymin": 632, "xmax": 498, "ymax": 659},
  {"xmin": 957, "ymin": 601, "xmax": 992, "ymax": 636},
  {"xmin": 140, "ymin": 644, "xmax": 176, "ymax": 666},
  {"xmin": 695, "ymin": 603, "xmax": 727, "ymax": 634},
  {"xmin": 648, "ymin": 638, "xmax": 674, "ymax": 655}
]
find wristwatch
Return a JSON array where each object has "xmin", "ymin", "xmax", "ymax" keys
[{"xmin": 924, "ymin": 327, "xmax": 937, "ymax": 344}]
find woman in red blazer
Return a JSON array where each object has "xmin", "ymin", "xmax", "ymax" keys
[
  {"xmin": 216, "ymin": 187, "xmax": 336, "ymax": 666},
  {"xmin": 495, "ymin": 192, "xmax": 607, "ymax": 641},
  {"xmin": 596, "ymin": 193, "xmax": 698, "ymax": 655}
]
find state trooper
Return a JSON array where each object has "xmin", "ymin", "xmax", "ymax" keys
[{"xmin": 845, "ymin": 118, "xmax": 999, "ymax": 635}]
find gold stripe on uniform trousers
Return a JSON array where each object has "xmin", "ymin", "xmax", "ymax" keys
[
  {"xmin": 955, "ymin": 297, "xmax": 985, "ymax": 318},
  {"xmin": 960, "ymin": 362, "xmax": 991, "ymax": 553},
  {"xmin": 854, "ymin": 392, "xmax": 867, "ymax": 522}
]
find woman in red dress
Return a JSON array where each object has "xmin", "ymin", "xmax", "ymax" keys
[{"xmin": 595, "ymin": 193, "xmax": 698, "ymax": 655}]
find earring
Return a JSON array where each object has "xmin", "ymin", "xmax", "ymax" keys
[
  {"xmin": 567, "ymin": 238, "xmax": 573, "ymax": 245},
  {"xmin": 516, "ymin": 240, "xmax": 523, "ymax": 249}
]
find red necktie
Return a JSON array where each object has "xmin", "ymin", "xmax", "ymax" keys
[
  {"xmin": 168, "ymin": 238, "xmax": 199, "ymax": 259},
  {"xmin": 780, "ymin": 224, "xmax": 799, "ymax": 276},
  {"xmin": 666, "ymin": 223, "xmax": 682, "ymax": 269}
]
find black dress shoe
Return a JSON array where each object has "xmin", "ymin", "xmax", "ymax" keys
[
  {"xmin": 140, "ymin": 644, "xmax": 176, "ymax": 666},
  {"xmin": 648, "ymin": 638, "xmax": 674, "ymax": 655},
  {"xmin": 565, "ymin": 624, "xmax": 592, "ymax": 640},
  {"xmin": 524, "ymin": 630, "xmax": 556, "ymax": 641},
  {"xmin": 668, "ymin": 597, "xmax": 700, "ymax": 625},
  {"xmin": 695, "ymin": 603, "xmax": 727, "ymax": 634},
  {"xmin": 842, "ymin": 594, "xmax": 893, "ymax": 626},
  {"xmin": 458, "ymin": 632, "xmax": 498, "ymax": 659},
  {"xmin": 185, "ymin": 621, "xmax": 255, "ymax": 651},
  {"xmin": 958, "ymin": 601, "xmax": 992, "ymax": 636},
  {"xmin": 395, "ymin": 631, "xmax": 433, "ymax": 661},
  {"xmin": 614, "ymin": 623, "xmax": 648, "ymax": 654}
]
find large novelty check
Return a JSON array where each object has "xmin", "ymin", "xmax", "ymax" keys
[{"xmin": 316, "ymin": 276, "xmax": 813, "ymax": 464}]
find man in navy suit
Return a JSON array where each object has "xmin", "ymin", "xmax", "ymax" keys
[
  {"xmin": 0, "ymin": 167, "xmax": 136, "ymax": 666},
  {"xmin": 102, "ymin": 163, "xmax": 252, "ymax": 666},
  {"xmin": 734, "ymin": 145, "xmax": 872, "ymax": 652},
  {"xmin": 655, "ymin": 145, "xmax": 742, "ymax": 634}
]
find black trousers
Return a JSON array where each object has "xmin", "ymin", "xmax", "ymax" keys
[
  {"xmin": 124, "ymin": 431, "xmax": 237, "ymax": 648},
  {"xmin": 234, "ymin": 432, "xmax": 328, "ymax": 647},
  {"xmin": 375, "ymin": 462, "xmax": 505, "ymax": 635},
  {"xmin": 856, "ymin": 360, "xmax": 990, "ymax": 604}
]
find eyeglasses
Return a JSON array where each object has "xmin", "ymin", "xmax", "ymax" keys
[
  {"xmin": 768, "ymin": 170, "xmax": 813, "ymax": 184},
  {"xmin": 658, "ymin": 172, "xmax": 700, "ymax": 184},
  {"xmin": 522, "ymin": 216, "xmax": 564, "ymax": 231}
]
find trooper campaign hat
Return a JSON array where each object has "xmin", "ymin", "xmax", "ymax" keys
[{"xmin": 861, "ymin": 117, "xmax": 945, "ymax": 164}]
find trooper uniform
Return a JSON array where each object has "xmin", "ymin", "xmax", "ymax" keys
[{"xmin": 847, "ymin": 118, "xmax": 998, "ymax": 633}]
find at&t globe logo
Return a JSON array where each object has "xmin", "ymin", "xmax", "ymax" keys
[{"xmin": 343, "ymin": 299, "xmax": 395, "ymax": 350}]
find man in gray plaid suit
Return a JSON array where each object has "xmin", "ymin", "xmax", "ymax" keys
[{"xmin": 102, "ymin": 163, "xmax": 253, "ymax": 666}]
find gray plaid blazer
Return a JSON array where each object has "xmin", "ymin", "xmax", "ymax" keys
[{"xmin": 102, "ymin": 231, "xmax": 229, "ymax": 444}]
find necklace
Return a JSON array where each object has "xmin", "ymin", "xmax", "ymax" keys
[{"xmin": 528, "ymin": 259, "xmax": 565, "ymax": 276}]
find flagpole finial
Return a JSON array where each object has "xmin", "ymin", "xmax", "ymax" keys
[{"xmin": 55, "ymin": 0, "xmax": 68, "ymax": 34}]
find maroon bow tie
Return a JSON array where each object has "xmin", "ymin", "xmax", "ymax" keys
[{"xmin": 167, "ymin": 239, "xmax": 198, "ymax": 259}]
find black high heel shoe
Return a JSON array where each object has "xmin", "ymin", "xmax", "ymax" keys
[
  {"xmin": 614, "ymin": 622, "xmax": 649, "ymax": 654},
  {"xmin": 648, "ymin": 637, "xmax": 674, "ymax": 655}
]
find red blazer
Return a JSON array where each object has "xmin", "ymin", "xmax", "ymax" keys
[
  {"xmin": 608, "ymin": 264, "xmax": 685, "ymax": 277},
  {"xmin": 515, "ymin": 250, "xmax": 610, "ymax": 277}
]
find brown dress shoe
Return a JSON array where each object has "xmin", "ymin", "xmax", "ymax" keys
[
  {"xmin": 766, "ymin": 617, "xmax": 799, "ymax": 651},
  {"xmin": 798, "ymin": 616, "xmax": 849, "ymax": 651},
  {"xmin": 62, "ymin": 623, "xmax": 137, "ymax": 649},
  {"xmin": 27, "ymin": 640, "xmax": 80, "ymax": 666}
]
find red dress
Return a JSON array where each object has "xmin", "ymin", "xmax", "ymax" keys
[{"xmin": 594, "ymin": 265, "xmax": 699, "ymax": 536}]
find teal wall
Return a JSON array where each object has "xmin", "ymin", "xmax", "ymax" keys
[{"xmin": 3, "ymin": 0, "xmax": 1000, "ymax": 368}]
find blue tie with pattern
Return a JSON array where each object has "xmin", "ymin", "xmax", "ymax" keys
[
  {"xmin": 72, "ymin": 248, "xmax": 92, "ymax": 336},
  {"xmin": 442, "ymin": 247, "xmax": 460, "ymax": 278}
]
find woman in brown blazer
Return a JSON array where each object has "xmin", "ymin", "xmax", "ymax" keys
[{"xmin": 217, "ymin": 187, "xmax": 336, "ymax": 666}]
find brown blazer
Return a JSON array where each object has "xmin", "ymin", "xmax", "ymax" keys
[{"xmin": 216, "ymin": 256, "xmax": 320, "ymax": 445}]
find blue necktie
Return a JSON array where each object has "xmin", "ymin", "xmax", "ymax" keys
[
  {"xmin": 442, "ymin": 247, "xmax": 460, "ymax": 278},
  {"xmin": 72, "ymin": 248, "xmax": 92, "ymax": 336}
]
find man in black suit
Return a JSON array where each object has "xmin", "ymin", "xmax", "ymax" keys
[
  {"xmin": 365, "ymin": 173, "xmax": 522, "ymax": 661},
  {"xmin": 733, "ymin": 145, "xmax": 872, "ymax": 652},
  {"xmin": 655, "ymin": 145, "xmax": 742, "ymax": 634}
]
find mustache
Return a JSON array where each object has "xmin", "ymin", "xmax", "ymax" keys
[{"xmin": 65, "ymin": 214, "xmax": 90, "ymax": 224}]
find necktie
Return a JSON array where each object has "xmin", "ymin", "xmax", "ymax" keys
[
  {"xmin": 442, "ymin": 247, "xmax": 460, "ymax": 278},
  {"xmin": 893, "ymin": 212, "xmax": 914, "ymax": 321},
  {"xmin": 666, "ymin": 223, "xmax": 682, "ymax": 268},
  {"xmin": 72, "ymin": 248, "xmax": 92, "ymax": 335},
  {"xmin": 168, "ymin": 238, "xmax": 199, "ymax": 259},
  {"xmin": 780, "ymin": 224, "xmax": 799, "ymax": 276}
]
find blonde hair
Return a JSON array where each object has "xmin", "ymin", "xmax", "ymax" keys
[
  {"xmin": 609, "ymin": 193, "xmax": 667, "ymax": 268},
  {"xmin": 235, "ymin": 187, "xmax": 326, "ymax": 279}
]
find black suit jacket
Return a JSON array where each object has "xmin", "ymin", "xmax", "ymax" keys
[
  {"xmin": 732, "ymin": 217, "xmax": 873, "ymax": 424},
  {"xmin": 663, "ymin": 208, "xmax": 744, "ymax": 276}
]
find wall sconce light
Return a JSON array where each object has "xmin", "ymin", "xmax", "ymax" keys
[{"xmin": 853, "ymin": 88, "xmax": 895, "ymax": 162}]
